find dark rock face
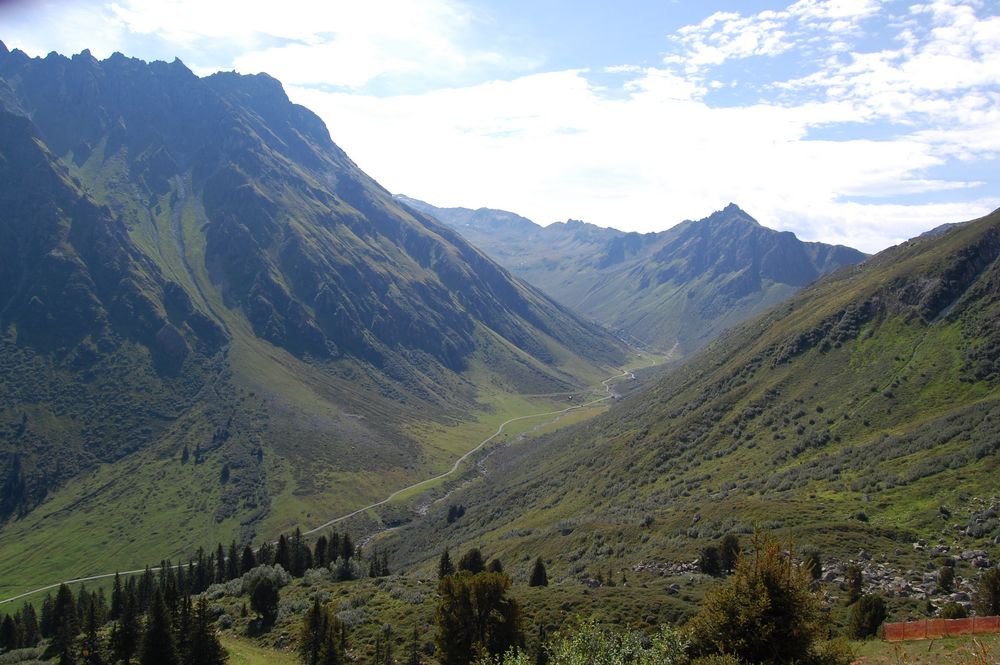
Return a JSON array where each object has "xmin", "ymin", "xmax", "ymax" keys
[{"xmin": 0, "ymin": 47, "xmax": 622, "ymax": 372}]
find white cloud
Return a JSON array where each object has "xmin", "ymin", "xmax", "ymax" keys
[
  {"xmin": 105, "ymin": 0, "xmax": 522, "ymax": 89},
  {"xmin": 289, "ymin": 60, "xmax": 998, "ymax": 253}
]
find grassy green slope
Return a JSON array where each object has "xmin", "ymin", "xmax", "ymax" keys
[{"xmin": 377, "ymin": 209, "xmax": 1000, "ymax": 597}]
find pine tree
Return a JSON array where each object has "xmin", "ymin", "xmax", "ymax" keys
[
  {"xmin": 215, "ymin": 544, "xmax": 226, "ymax": 584},
  {"xmin": 300, "ymin": 597, "xmax": 343, "ymax": 665},
  {"xmin": 313, "ymin": 536, "xmax": 329, "ymax": 568},
  {"xmin": 139, "ymin": 589, "xmax": 178, "ymax": 665},
  {"xmin": 227, "ymin": 541, "xmax": 240, "ymax": 581},
  {"xmin": 435, "ymin": 571, "xmax": 522, "ymax": 665},
  {"xmin": 698, "ymin": 545, "xmax": 721, "ymax": 577},
  {"xmin": 250, "ymin": 577, "xmax": 279, "ymax": 628},
  {"xmin": 175, "ymin": 594, "xmax": 193, "ymax": 663},
  {"xmin": 845, "ymin": 564, "xmax": 864, "ymax": 604},
  {"xmin": 457, "ymin": 548, "xmax": 485, "ymax": 574},
  {"xmin": 187, "ymin": 597, "xmax": 226, "ymax": 665},
  {"xmin": 300, "ymin": 598, "xmax": 328, "ymax": 665},
  {"xmin": 438, "ymin": 548, "xmax": 455, "ymax": 579},
  {"xmin": 112, "ymin": 594, "xmax": 141, "ymax": 665},
  {"xmin": 974, "ymin": 567, "xmax": 1000, "ymax": 616},
  {"xmin": 291, "ymin": 528, "xmax": 305, "ymax": 577},
  {"xmin": 688, "ymin": 532, "xmax": 822, "ymax": 663},
  {"xmin": 241, "ymin": 544, "xmax": 257, "ymax": 575},
  {"xmin": 275, "ymin": 535, "xmax": 291, "ymax": 572},
  {"xmin": 40, "ymin": 592, "xmax": 55, "ymax": 638},
  {"xmin": 340, "ymin": 533, "xmax": 354, "ymax": 561},
  {"xmin": 52, "ymin": 583, "xmax": 80, "ymax": 658},
  {"xmin": 256, "ymin": 541, "xmax": 275, "ymax": 567},
  {"xmin": 719, "ymin": 534, "xmax": 740, "ymax": 574},
  {"xmin": 326, "ymin": 532, "xmax": 341, "ymax": 566},
  {"xmin": 0, "ymin": 614, "xmax": 16, "ymax": 652},
  {"xmin": 487, "ymin": 559, "xmax": 504, "ymax": 574},
  {"xmin": 83, "ymin": 603, "xmax": 105, "ymax": 665},
  {"xmin": 19, "ymin": 603, "xmax": 39, "ymax": 647},
  {"xmin": 529, "ymin": 558, "xmax": 548, "ymax": 587}
]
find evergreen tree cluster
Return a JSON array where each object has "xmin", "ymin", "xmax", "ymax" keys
[
  {"xmin": 0, "ymin": 599, "xmax": 39, "ymax": 651},
  {"xmin": 298, "ymin": 598, "xmax": 344, "ymax": 665},
  {"xmin": 2, "ymin": 577, "xmax": 225, "ymax": 665},
  {"xmin": 434, "ymin": 547, "xmax": 524, "ymax": 665}
]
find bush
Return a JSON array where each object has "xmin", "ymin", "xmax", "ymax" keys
[
  {"xmin": 848, "ymin": 595, "xmax": 886, "ymax": 639},
  {"xmin": 476, "ymin": 619, "xmax": 689, "ymax": 665},
  {"xmin": 688, "ymin": 532, "xmax": 824, "ymax": 664},
  {"xmin": 241, "ymin": 564, "xmax": 291, "ymax": 596},
  {"xmin": 939, "ymin": 602, "xmax": 968, "ymax": 619},
  {"xmin": 974, "ymin": 567, "xmax": 1000, "ymax": 616}
]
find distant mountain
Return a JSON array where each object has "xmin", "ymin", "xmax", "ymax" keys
[
  {"xmin": 383, "ymin": 207, "xmax": 1000, "ymax": 595},
  {"xmin": 397, "ymin": 196, "xmax": 867, "ymax": 355},
  {"xmin": 0, "ymin": 45, "xmax": 625, "ymax": 592}
]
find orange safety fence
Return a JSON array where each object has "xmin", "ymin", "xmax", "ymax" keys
[{"xmin": 883, "ymin": 616, "xmax": 1000, "ymax": 641}]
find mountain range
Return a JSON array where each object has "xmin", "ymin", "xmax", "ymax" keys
[
  {"xmin": 398, "ymin": 196, "xmax": 867, "ymax": 355},
  {"xmin": 381, "ymin": 206, "xmax": 1000, "ymax": 611},
  {"xmin": 0, "ymin": 44, "xmax": 625, "ymax": 593}
]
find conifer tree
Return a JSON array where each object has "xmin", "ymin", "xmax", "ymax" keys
[
  {"xmin": 457, "ymin": 548, "xmax": 485, "ymax": 574},
  {"xmin": 175, "ymin": 594, "xmax": 193, "ymax": 663},
  {"xmin": 275, "ymin": 535, "xmax": 291, "ymax": 572},
  {"xmin": 215, "ymin": 544, "xmax": 227, "ymax": 584},
  {"xmin": 291, "ymin": 528, "xmax": 305, "ymax": 577},
  {"xmin": 40, "ymin": 592, "xmax": 55, "ymax": 638},
  {"xmin": 0, "ymin": 614, "xmax": 16, "ymax": 652},
  {"xmin": 487, "ymin": 559, "xmax": 504, "ymax": 574},
  {"xmin": 112, "ymin": 594, "xmax": 141, "ymax": 665},
  {"xmin": 139, "ymin": 590, "xmax": 177, "ymax": 665},
  {"xmin": 300, "ymin": 598, "xmax": 328, "ymax": 665},
  {"xmin": 250, "ymin": 577, "xmax": 279, "ymax": 628},
  {"xmin": 299, "ymin": 597, "xmax": 342, "ymax": 665},
  {"xmin": 83, "ymin": 603, "xmax": 105, "ymax": 665},
  {"xmin": 227, "ymin": 541, "xmax": 240, "ymax": 581},
  {"xmin": 315, "ymin": 536, "xmax": 329, "ymax": 568},
  {"xmin": 20, "ymin": 603, "xmax": 39, "ymax": 647},
  {"xmin": 52, "ymin": 583, "xmax": 80, "ymax": 658},
  {"xmin": 435, "ymin": 571, "xmax": 522, "ymax": 665},
  {"xmin": 340, "ymin": 533, "xmax": 354, "ymax": 561},
  {"xmin": 326, "ymin": 532, "xmax": 341, "ymax": 565},
  {"xmin": 845, "ymin": 564, "xmax": 864, "ymax": 604},
  {"xmin": 974, "ymin": 567, "xmax": 1000, "ymax": 616},
  {"xmin": 187, "ymin": 597, "xmax": 226, "ymax": 665},
  {"xmin": 438, "ymin": 548, "xmax": 455, "ymax": 579},
  {"xmin": 256, "ymin": 541, "xmax": 275, "ymax": 567},
  {"xmin": 719, "ymin": 534, "xmax": 740, "ymax": 574},
  {"xmin": 529, "ymin": 558, "xmax": 548, "ymax": 587},
  {"xmin": 241, "ymin": 544, "xmax": 257, "ymax": 575},
  {"xmin": 688, "ymin": 532, "xmax": 822, "ymax": 663}
]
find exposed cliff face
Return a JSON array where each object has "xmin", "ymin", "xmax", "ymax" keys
[{"xmin": 398, "ymin": 197, "xmax": 867, "ymax": 354}]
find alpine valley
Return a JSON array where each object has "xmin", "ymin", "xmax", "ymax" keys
[
  {"xmin": 1, "ymin": 42, "xmax": 1000, "ymax": 665},
  {"xmin": 0, "ymin": 44, "xmax": 626, "ymax": 594}
]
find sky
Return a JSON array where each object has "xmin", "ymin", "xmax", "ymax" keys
[{"xmin": 1, "ymin": 0, "xmax": 999, "ymax": 252}]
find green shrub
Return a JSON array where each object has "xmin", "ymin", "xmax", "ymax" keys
[
  {"xmin": 688, "ymin": 532, "xmax": 823, "ymax": 664},
  {"xmin": 848, "ymin": 594, "xmax": 886, "ymax": 639},
  {"xmin": 939, "ymin": 602, "xmax": 967, "ymax": 619}
]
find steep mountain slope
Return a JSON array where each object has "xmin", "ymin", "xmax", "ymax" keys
[
  {"xmin": 381, "ymin": 208, "xmax": 1000, "ymax": 592},
  {"xmin": 398, "ymin": 196, "xmax": 866, "ymax": 354},
  {"xmin": 0, "ymin": 45, "xmax": 626, "ymax": 593}
]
